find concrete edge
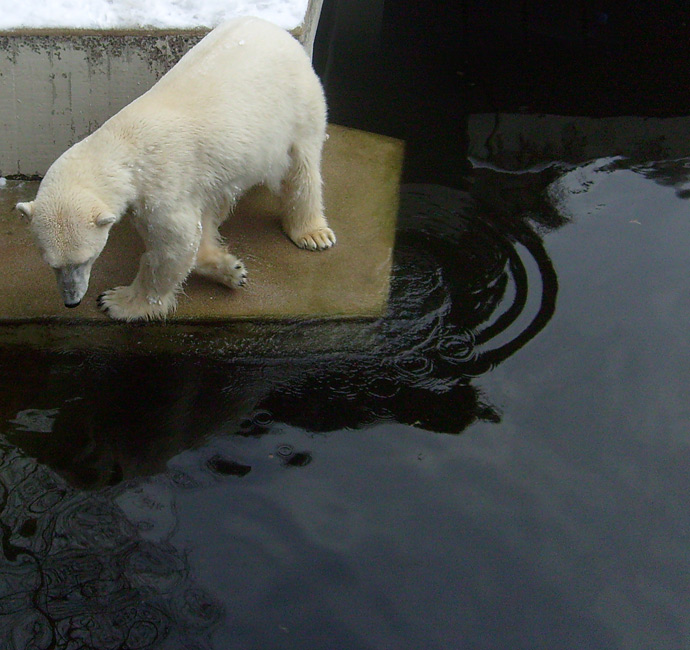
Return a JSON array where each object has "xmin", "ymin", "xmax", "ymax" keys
[{"xmin": 0, "ymin": 316, "xmax": 387, "ymax": 357}]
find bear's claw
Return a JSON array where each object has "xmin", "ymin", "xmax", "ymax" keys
[
  {"xmin": 234, "ymin": 262, "xmax": 248, "ymax": 286},
  {"xmin": 289, "ymin": 226, "xmax": 336, "ymax": 251}
]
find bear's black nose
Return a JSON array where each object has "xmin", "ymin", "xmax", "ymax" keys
[{"xmin": 64, "ymin": 300, "xmax": 81, "ymax": 309}]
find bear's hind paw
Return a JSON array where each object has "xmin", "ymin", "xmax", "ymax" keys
[{"xmin": 194, "ymin": 253, "xmax": 247, "ymax": 289}]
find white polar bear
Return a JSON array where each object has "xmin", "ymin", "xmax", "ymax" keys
[{"xmin": 16, "ymin": 16, "xmax": 335, "ymax": 321}]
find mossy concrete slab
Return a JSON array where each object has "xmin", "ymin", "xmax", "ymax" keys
[{"xmin": 0, "ymin": 124, "xmax": 403, "ymax": 350}]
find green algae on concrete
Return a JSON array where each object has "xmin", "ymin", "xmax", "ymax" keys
[{"xmin": 0, "ymin": 124, "xmax": 403, "ymax": 350}]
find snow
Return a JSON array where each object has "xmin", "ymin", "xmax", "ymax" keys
[{"xmin": 0, "ymin": 0, "xmax": 310, "ymax": 30}]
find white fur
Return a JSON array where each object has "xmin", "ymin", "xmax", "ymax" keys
[{"xmin": 19, "ymin": 16, "xmax": 335, "ymax": 321}]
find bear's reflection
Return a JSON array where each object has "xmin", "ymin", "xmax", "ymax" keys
[{"xmin": 3, "ymin": 185, "xmax": 559, "ymax": 489}]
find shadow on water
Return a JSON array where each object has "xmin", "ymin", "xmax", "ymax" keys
[
  {"xmin": 0, "ymin": 182, "xmax": 559, "ymax": 648},
  {"xmin": 3, "ymin": 185, "xmax": 560, "ymax": 483}
]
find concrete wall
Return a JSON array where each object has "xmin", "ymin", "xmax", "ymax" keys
[{"xmin": 0, "ymin": 0, "xmax": 323, "ymax": 177}]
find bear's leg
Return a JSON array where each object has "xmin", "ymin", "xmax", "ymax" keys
[
  {"xmin": 193, "ymin": 204, "xmax": 247, "ymax": 288},
  {"xmin": 280, "ymin": 142, "xmax": 336, "ymax": 251},
  {"xmin": 97, "ymin": 216, "xmax": 200, "ymax": 321}
]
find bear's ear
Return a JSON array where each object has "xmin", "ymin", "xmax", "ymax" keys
[
  {"xmin": 15, "ymin": 201, "xmax": 34, "ymax": 221},
  {"xmin": 95, "ymin": 212, "xmax": 117, "ymax": 228}
]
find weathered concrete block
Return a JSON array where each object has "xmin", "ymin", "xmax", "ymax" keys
[
  {"xmin": 0, "ymin": 0, "xmax": 323, "ymax": 176},
  {"xmin": 1, "ymin": 31, "xmax": 203, "ymax": 176}
]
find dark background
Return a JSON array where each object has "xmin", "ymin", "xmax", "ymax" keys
[{"xmin": 313, "ymin": 0, "xmax": 690, "ymax": 185}]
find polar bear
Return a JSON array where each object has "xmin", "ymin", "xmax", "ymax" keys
[{"xmin": 16, "ymin": 17, "xmax": 334, "ymax": 321}]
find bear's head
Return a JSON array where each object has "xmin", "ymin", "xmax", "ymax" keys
[{"xmin": 16, "ymin": 190, "xmax": 117, "ymax": 308}]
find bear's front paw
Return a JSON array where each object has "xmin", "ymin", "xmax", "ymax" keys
[
  {"xmin": 97, "ymin": 286, "xmax": 176, "ymax": 321},
  {"xmin": 289, "ymin": 227, "xmax": 336, "ymax": 251}
]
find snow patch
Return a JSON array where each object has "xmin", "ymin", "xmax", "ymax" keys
[{"xmin": 0, "ymin": 0, "xmax": 309, "ymax": 30}]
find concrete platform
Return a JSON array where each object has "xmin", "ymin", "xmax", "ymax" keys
[{"xmin": 0, "ymin": 124, "xmax": 403, "ymax": 349}]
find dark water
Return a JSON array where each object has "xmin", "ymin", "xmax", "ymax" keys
[
  {"xmin": 2, "ymin": 160, "xmax": 689, "ymax": 649},
  {"xmin": 3, "ymin": 6, "xmax": 690, "ymax": 650}
]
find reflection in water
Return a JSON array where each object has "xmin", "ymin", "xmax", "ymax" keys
[
  {"xmin": 629, "ymin": 158, "xmax": 690, "ymax": 198},
  {"xmin": 0, "ymin": 442, "xmax": 223, "ymax": 650},
  {"xmin": 0, "ymin": 184, "xmax": 558, "ymax": 648},
  {"xmin": 545, "ymin": 154, "xmax": 690, "ymax": 202}
]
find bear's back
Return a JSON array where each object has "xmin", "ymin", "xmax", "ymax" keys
[{"xmin": 151, "ymin": 17, "xmax": 310, "ymax": 98}]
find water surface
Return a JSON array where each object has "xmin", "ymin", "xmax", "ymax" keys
[{"xmin": 2, "ymin": 152, "xmax": 689, "ymax": 648}]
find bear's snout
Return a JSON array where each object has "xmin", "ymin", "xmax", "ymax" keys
[{"xmin": 54, "ymin": 262, "xmax": 93, "ymax": 310}]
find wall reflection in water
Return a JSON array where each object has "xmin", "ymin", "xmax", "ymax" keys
[
  {"xmin": 0, "ymin": 183, "xmax": 559, "ymax": 648},
  {"xmin": 0, "ymin": 443, "xmax": 224, "ymax": 649}
]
